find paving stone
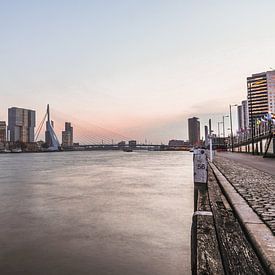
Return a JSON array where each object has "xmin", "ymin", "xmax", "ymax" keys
[{"xmin": 214, "ymin": 156, "xmax": 275, "ymax": 235}]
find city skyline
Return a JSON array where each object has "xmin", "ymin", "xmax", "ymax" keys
[
  {"xmin": 1, "ymin": 1, "xmax": 275, "ymax": 143},
  {"xmin": 0, "ymin": 104, "xmax": 237, "ymax": 144}
]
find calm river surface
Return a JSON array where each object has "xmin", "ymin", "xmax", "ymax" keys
[{"xmin": 0, "ymin": 151, "xmax": 193, "ymax": 275}]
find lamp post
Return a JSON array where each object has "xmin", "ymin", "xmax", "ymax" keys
[
  {"xmin": 222, "ymin": 115, "xmax": 229, "ymax": 137},
  {"xmin": 229, "ymin": 104, "xmax": 238, "ymax": 152}
]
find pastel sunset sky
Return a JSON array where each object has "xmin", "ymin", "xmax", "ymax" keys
[{"xmin": 1, "ymin": 0, "xmax": 275, "ymax": 143}]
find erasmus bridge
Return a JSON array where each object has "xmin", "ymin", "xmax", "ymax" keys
[{"xmin": 34, "ymin": 105, "xmax": 161, "ymax": 151}]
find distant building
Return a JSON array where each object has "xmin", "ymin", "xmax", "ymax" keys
[
  {"xmin": 247, "ymin": 70, "xmax": 275, "ymax": 125},
  {"xmin": 118, "ymin": 141, "xmax": 126, "ymax": 148},
  {"xmin": 0, "ymin": 121, "xmax": 6, "ymax": 142},
  {"xmin": 237, "ymin": 100, "xmax": 249, "ymax": 132},
  {"xmin": 128, "ymin": 140, "xmax": 137, "ymax": 148},
  {"xmin": 204, "ymin": 125, "xmax": 209, "ymax": 146},
  {"xmin": 168, "ymin": 140, "xmax": 185, "ymax": 147},
  {"xmin": 188, "ymin": 117, "xmax": 200, "ymax": 146},
  {"xmin": 62, "ymin": 122, "xmax": 73, "ymax": 147},
  {"xmin": 237, "ymin": 105, "xmax": 243, "ymax": 131},
  {"xmin": 211, "ymin": 136, "xmax": 227, "ymax": 150},
  {"xmin": 208, "ymin": 119, "xmax": 212, "ymax": 135},
  {"xmin": 242, "ymin": 100, "xmax": 249, "ymax": 130},
  {"xmin": 8, "ymin": 107, "xmax": 35, "ymax": 143},
  {"xmin": 204, "ymin": 125, "xmax": 208, "ymax": 140}
]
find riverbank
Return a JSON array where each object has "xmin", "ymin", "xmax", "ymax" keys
[
  {"xmin": 192, "ymin": 151, "xmax": 275, "ymax": 274},
  {"xmin": 192, "ymin": 161, "xmax": 266, "ymax": 274}
]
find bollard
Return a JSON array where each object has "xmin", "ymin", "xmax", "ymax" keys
[
  {"xmin": 192, "ymin": 150, "xmax": 210, "ymax": 274},
  {"xmin": 193, "ymin": 149, "xmax": 208, "ymax": 184},
  {"xmin": 193, "ymin": 148, "xmax": 208, "ymax": 212}
]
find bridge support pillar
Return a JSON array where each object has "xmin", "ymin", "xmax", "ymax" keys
[
  {"xmin": 260, "ymin": 140, "xmax": 263, "ymax": 155},
  {"xmin": 255, "ymin": 142, "xmax": 259, "ymax": 155}
]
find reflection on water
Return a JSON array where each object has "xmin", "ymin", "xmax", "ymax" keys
[{"xmin": 0, "ymin": 151, "xmax": 193, "ymax": 275}]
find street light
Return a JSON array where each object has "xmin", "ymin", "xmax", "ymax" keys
[
  {"xmin": 222, "ymin": 115, "xmax": 229, "ymax": 137},
  {"xmin": 229, "ymin": 104, "xmax": 238, "ymax": 152}
]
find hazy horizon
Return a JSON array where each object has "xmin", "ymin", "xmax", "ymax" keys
[{"xmin": 1, "ymin": 0, "xmax": 275, "ymax": 143}]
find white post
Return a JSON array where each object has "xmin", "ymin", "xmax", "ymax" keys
[{"xmin": 193, "ymin": 148, "xmax": 208, "ymax": 184}]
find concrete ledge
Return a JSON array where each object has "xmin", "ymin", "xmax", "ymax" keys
[{"xmin": 210, "ymin": 162, "xmax": 275, "ymax": 274}]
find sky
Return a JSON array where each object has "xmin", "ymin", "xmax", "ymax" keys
[{"xmin": 1, "ymin": 0, "xmax": 275, "ymax": 143}]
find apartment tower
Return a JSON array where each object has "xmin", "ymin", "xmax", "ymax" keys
[
  {"xmin": 247, "ymin": 70, "xmax": 275, "ymax": 125},
  {"xmin": 62, "ymin": 122, "xmax": 73, "ymax": 147},
  {"xmin": 0, "ymin": 121, "xmax": 6, "ymax": 142},
  {"xmin": 8, "ymin": 107, "xmax": 35, "ymax": 143},
  {"xmin": 188, "ymin": 117, "xmax": 200, "ymax": 146}
]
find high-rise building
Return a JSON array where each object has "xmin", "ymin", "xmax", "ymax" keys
[
  {"xmin": 0, "ymin": 121, "xmax": 6, "ymax": 142},
  {"xmin": 237, "ymin": 105, "xmax": 243, "ymax": 131},
  {"xmin": 204, "ymin": 125, "xmax": 209, "ymax": 146},
  {"xmin": 237, "ymin": 100, "xmax": 249, "ymax": 132},
  {"xmin": 62, "ymin": 122, "xmax": 73, "ymax": 147},
  {"xmin": 208, "ymin": 119, "xmax": 212, "ymax": 135},
  {"xmin": 188, "ymin": 117, "xmax": 200, "ymax": 146},
  {"xmin": 204, "ymin": 125, "xmax": 209, "ymax": 140},
  {"xmin": 247, "ymin": 70, "xmax": 275, "ymax": 125},
  {"xmin": 8, "ymin": 107, "xmax": 35, "ymax": 143},
  {"xmin": 242, "ymin": 100, "xmax": 249, "ymax": 130}
]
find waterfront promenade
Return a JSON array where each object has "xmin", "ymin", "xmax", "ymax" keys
[
  {"xmin": 215, "ymin": 152, "xmax": 275, "ymax": 233},
  {"xmin": 217, "ymin": 151, "xmax": 275, "ymax": 176},
  {"xmin": 192, "ymin": 151, "xmax": 275, "ymax": 274},
  {"xmin": 209, "ymin": 152, "xmax": 275, "ymax": 274}
]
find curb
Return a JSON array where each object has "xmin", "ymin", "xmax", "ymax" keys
[{"xmin": 209, "ymin": 162, "xmax": 275, "ymax": 274}]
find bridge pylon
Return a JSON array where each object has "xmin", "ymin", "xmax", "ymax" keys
[{"xmin": 45, "ymin": 104, "xmax": 60, "ymax": 151}]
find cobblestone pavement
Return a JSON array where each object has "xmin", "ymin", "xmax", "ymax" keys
[
  {"xmin": 214, "ymin": 155, "xmax": 275, "ymax": 234},
  {"xmin": 217, "ymin": 152, "xmax": 275, "ymax": 176}
]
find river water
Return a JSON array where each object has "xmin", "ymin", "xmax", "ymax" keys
[{"xmin": 0, "ymin": 151, "xmax": 193, "ymax": 275}]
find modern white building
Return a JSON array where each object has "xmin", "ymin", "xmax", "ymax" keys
[
  {"xmin": 247, "ymin": 70, "xmax": 275, "ymax": 125},
  {"xmin": 266, "ymin": 71, "xmax": 275, "ymax": 113}
]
